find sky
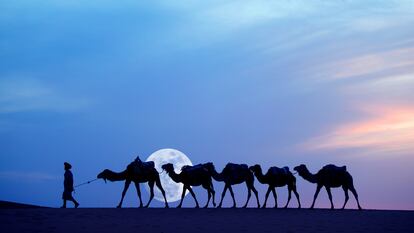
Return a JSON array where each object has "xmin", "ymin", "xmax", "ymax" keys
[{"xmin": 1, "ymin": 0, "xmax": 414, "ymax": 210}]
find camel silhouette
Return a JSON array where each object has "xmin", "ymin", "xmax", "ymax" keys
[
  {"xmin": 161, "ymin": 163, "xmax": 216, "ymax": 208},
  {"xmin": 204, "ymin": 163, "xmax": 260, "ymax": 208},
  {"xmin": 249, "ymin": 164, "xmax": 301, "ymax": 209},
  {"xmin": 97, "ymin": 157, "xmax": 169, "ymax": 208},
  {"xmin": 294, "ymin": 164, "xmax": 362, "ymax": 210}
]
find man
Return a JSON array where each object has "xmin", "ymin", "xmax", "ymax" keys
[{"xmin": 61, "ymin": 162, "xmax": 79, "ymax": 208}]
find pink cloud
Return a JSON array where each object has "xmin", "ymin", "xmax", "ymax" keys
[{"xmin": 302, "ymin": 105, "xmax": 414, "ymax": 155}]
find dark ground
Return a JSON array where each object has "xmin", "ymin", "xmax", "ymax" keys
[{"xmin": 0, "ymin": 205, "xmax": 413, "ymax": 233}]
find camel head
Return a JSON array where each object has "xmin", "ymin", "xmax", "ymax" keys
[
  {"xmin": 249, "ymin": 164, "xmax": 262, "ymax": 174},
  {"xmin": 97, "ymin": 169, "xmax": 111, "ymax": 183},
  {"xmin": 293, "ymin": 164, "xmax": 308, "ymax": 175},
  {"xmin": 161, "ymin": 163, "xmax": 174, "ymax": 174}
]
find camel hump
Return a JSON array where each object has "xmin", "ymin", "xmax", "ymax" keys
[
  {"xmin": 143, "ymin": 161, "xmax": 155, "ymax": 168},
  {"xmin": 269, "ymin": 166, "xmax": 289, "ymax": 175},
  {"xmin": 323, "ymin": 164, "xmax": 347, "ymax": 172},
  {"xmin": 181, "ymin": 163, "xmax": 206, "ymax": 171},
  {"xmin": 181, "ymin": 165, "xmax": 193, "ymax": 171},
  {"xmin": 132, "ymin": 160, "xmax": 155, "ymax": 170}
]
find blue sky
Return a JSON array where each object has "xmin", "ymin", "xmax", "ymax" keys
[{"xmin": 1, "ymin": 0, "xmax": 414, "ymax": 209}]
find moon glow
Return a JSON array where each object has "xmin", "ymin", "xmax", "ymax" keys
[{"xmin": 145, "ymin": 148, "xmax": 192, "ymax": 203}]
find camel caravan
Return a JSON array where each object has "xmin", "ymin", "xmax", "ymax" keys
[{"xmin": 96, "ymin": 157, "xmax": 362, "ymax": 210}]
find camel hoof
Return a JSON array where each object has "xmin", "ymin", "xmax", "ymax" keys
[{"xmin": 261, "ymin": 205, "xmax": 266, "ymax": 209}]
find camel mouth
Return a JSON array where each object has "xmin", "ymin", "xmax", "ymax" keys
[
  {"xmin": 161, "ymin": 164, "xmax": 173, "ymax": 172},
  {"xmin": 97, "ymin": 172, "xmax": 107, "ymax": 183}
]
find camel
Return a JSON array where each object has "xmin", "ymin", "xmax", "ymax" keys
[
  {"xmin": 249, "ymin": 164, "xmax": 301, "ymax": 208},
  {"xmin": 294, "ymin": 164, "xmax": 362, "ymax": 210},
  {"xmin": 97, "ymin": 157, "xmax": 169, "ymax": 208},
  {"xmin": 203, "ymin": 163, "xmax": 260, "ymax": 208},
  {"xmin": 161, "ymin": 163, "xmax": 216, "ymax": 208}
]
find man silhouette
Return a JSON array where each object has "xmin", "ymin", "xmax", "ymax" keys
[{"xmin": 61, "ymin": 162, "xmax": 79, "ymax": 208}]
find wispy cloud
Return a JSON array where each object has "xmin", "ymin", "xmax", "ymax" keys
[
  {"xmin": 314, "ymin": 47, "xmax": 414, "ymax": 81},
  {"xmin": 302, "ymin": 105, "xmax": 414, "ymax": 156},
  {"xmin": 0, "ymin": 77, "xmax": 90, "ymax": 113},
  {"xmin": 344, "ymin": 73, "xmax": 414, "ymax": 100},
  {"xmin": 0, "ymin": 171, "xmax": 59, "ymax": 182}
]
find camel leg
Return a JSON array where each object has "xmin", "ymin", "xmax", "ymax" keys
[
  {"xmin": 284, "ymin": 186, "xmax": 292, "ymax": 208},
  {"xmin": 310, "ymin": 184, "xmax": 322, "ymax": 209},
  {"xmin": 252, "ymin": 185, "xmax": 260, "ymax": 208},
  {"xmin": 243, "ymin": 180, "xmax": 260, "ymax": 208},
  {"xmin": 229, "ymin": 186, "xmax": 237, "ymax": 208},
  {"xmin": 292, "ymin": 184, "xmax": 301, "ymax": 209},
  {"xmin": 252, "ymin": 186, "xmax": 260, "ymax": 208},
  {"xmin": 217, "ymin": 184, "xmax": 229, "ymax": 208},
  {"xmin": 349, "ymin": 185, "xmax": 362, "ymax": 210},
  {"xmin": 342, "ymin": 186, "xmax": 349, "ymax": 209},
  {"xmin": 145, "ymin": 181, "xmax": 155, "ymax": 208},
  {"xmin": 117, "ymin": 180, "xmax": 131, "ymax": 208},
  {"xmin": 271, "ymin": 188, "xmax": 278, "ymax": 208},
  {"xmin": 210, "ymin": 182, "xmax": 216, "ymax": 207},
  {"xmin": 202, "ymin": 183, "xmax": 212, "ymax": 208},
  {"xmin": 177, "ymin": 185, "xmax": 187, "ymax": 208},
  {"xmin": 262, "ymin": 186, "xmax": 272, "ymax": 208},
  {"xmin": 242, "ymin": 185, "xmax": 251, "ymax": 208},
  {"xmin": 325, "ymin": 186, "xmax": 334, "ymax": 209},
  {"xmin": 134, "ymin": 182, "xmax": 144, "ymax": 208},
  {"xmin": 187, "ymin": 186, "xmax": 200, "ymax": 208},
  {"xmin": 155, "ymin": 177, "xmax": 169, "ymax": 208}
]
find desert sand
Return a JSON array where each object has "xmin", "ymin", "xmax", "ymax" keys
[{"xmin": 0, "ymin": 202, "xmax": 413, "ymax": 233}]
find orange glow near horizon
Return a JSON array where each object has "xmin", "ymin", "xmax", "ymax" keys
[{"xmin": 303, "ymin": 105, "xmax": 414, "ymax": 155}]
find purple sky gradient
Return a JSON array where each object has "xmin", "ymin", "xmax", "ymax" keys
[{"xmin": 1, "ymin": 0, "xmax": 414, "ymax": 210}]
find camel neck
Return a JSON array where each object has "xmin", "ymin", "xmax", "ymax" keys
[
  {"xmin": 210, "ymin": 168, "xmax": 224, "ymax": 181},
  {"xmin": 254, "ymin": 168, "xmax": 267, "ymax": 184},
  {"xmin": 106, "ymin": 170, "xmax": 128, "ymax": 181},
  {"xmin": 167, "ymin": 170, "xmax": 182, "ymax": 183},
  {"xmin": 299, "ymin": 168, "xmax": 317, "ymax": 183}
]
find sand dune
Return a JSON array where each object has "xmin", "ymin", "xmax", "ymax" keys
[{"xmin": 0, "ymin": 205, "xmax": 412, "ymax": 233}]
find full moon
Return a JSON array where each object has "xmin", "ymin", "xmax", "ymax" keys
[{"xmin": 145, "ymin": 148, "xmax": 192, "ymax": 203}]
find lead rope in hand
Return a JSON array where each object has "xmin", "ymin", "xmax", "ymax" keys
[{"xmin": 74, "ymin": 178, "xmax": 99, "ymax": 188}]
